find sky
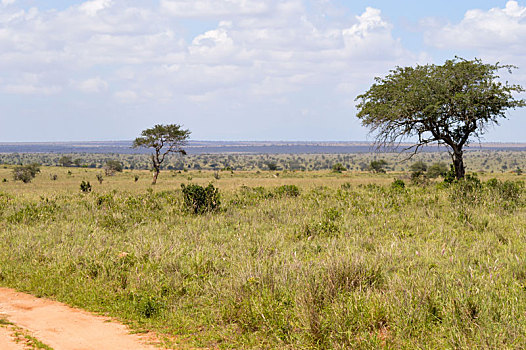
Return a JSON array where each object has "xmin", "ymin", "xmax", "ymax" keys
[{"xmin": 0, "ymin": 0, "xmax": 525, "ymax": 142}]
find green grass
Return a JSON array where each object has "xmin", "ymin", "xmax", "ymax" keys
[{"xmin": 0, "ymin": 167, "xmax": 525, "ymax": 348}]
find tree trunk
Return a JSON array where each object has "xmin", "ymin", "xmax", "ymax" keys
[
  {"xmin": 452, "ymin": 150, "xmax": 465, "ymax": 179},
  {"xmin": 152, "ymin": 168, "xmax": 160, "ymax": 185}
]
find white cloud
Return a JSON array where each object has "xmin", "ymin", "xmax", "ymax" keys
[
  {"xmin": 424, "ymin": 1, "xmax": 526, "ymax": 53},
  {"xmin": 79, "ymin": 0, "xmax": 113, "ymax": 16},
  {"xmin": 422, "ymin": 1, "xmax": 526, "ymax": 88},
  {"xmin": 160, "ymin": 0, "xmax": 270, "ymax": 18},
  {"xmin": 76, "ymin": 77, "xmax": 108, "ymax": 93},
  {"xmin": 0, "ymin": 1, "xmax": 412, "ymax": 102},
  {"xmin": 0, "ymin": 0, "xmax": 421, "ymax": 142}
]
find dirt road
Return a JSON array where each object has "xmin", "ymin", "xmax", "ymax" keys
[{"xmin": 0, "ymin": 287, "xmax": 162, "ymax": 350}]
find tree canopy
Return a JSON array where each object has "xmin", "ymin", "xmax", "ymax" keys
[
  {"xmin": 133, "ymin": 124, "xmax": 190, "ymax": 184},
  {"xmin": 356, "ymin": 57, "xmax": 525, "ymax": 179}
]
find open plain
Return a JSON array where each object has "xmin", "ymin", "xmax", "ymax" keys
[{"xmin": 0, "ymin": 162, "xmax": 525, "ymax": 348}]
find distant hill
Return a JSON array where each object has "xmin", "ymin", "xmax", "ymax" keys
[{"xmin": 1, "ymin": 141, "xmax": 526, "ymax": 154}]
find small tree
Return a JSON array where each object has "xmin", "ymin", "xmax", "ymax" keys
[
  {"xmin": 265, "ymin": 161, "xmax": 278, "ymax": 171},
  {"xmin": 13, "ymin": 164, "xmax": 40, "ymax": 183},
  {"xmin": 133, "ymin": 124, "xmax": 191, "ymax": 184},
  {"xmin": 369, "ymin": 160, "xmax": 387, "ymax": 173},
  {"xmin": 58, "ymin": 156, "xmax": 73, "ymax": 167},
  {"xmin": 104, "ymin": 159, "xmax": 123, "ymax": 176},
  {"xmin": 332, "ymin": 163, "xmax": 347, "ymax": 173},
  {"xmin": 409, "ymin": 161, "xmax": 427, "ymax": 173},
  {"xmin": 356, "ymin": 57, "xmax": 525, "ymax": 180},
  {"xmin": 427, "ymin": 162, "xmax": 449, "ymax": 179}
]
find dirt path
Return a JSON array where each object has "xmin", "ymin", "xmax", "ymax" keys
[{"xmin": 0, "ymin": 287, "xmax": 163, "ymax": 350}]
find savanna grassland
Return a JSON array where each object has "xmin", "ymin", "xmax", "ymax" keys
[{"xmin": 0, "ymin": 159, "xmax": 526, "ymax": 349}]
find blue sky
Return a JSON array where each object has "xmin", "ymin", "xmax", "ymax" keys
[{"xmin": 0, "ymin": 0, "xmax": 525, "ymax": 142}]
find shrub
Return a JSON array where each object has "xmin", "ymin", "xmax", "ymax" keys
[
  {"xmin": 443, "ymin": 165, "xmax": 456, "ymax": 184},
  {"xmin": 391, "ymin": 179, "xmax": 405, "ymax": 190},
  {"xmin": 13, "ymin": 164, "xmax": 40, "ymax": 183},
  {"xmin": 331, "ymin": 163, "xmax": 347, "ymax": 173},
  {"xmin": 181, "ymin": 183, "xmax": 221, "ymax": 214},
  {"xmin": 303, "ymin": 208, "xmax": 342, "ymax": 237},
  {"xmin": 409, "ymin": 161, "xmax": 427, "ymax": 173},
  {"xmin": 265, "ymin": 161, "xmax": 278, "ymax": 171},
  {"xmin": 104, "ymin": 159, "xmax": 123, "ymax": 176},
  {"xmin": 80, "ymin": 181, "xmax": 92, "ymax": 193},
  {"xmin": 369, "ymin": 160, "xmax": 387, "ymax": 173},
  {"xmin": 96, "ymin": 174, "xmax": 104, "ymax": 184},
  {"xmin": 427, "ymin": 162, "xmax": 449, "ymax": 178},
  {"xmin": 58, "ymin": 155, "xmax": 73, "ymax": 167},
  {"xmin": 134, "ymin": 175, "xmax": 139, "ymax": 182},
  {"xmin": 485, "ymin": 178, "xmax": 523, "ymax": 207},
  {"xmin": 449, "ymin": 174, "xmax": 482, "ymax": 205},
  {"xmin": 340, "ymin": 182, "xmax": 352, "ymax": 190},
  {"xmin": 411, "ymin": 171, "xmax": 427, "ymax": 184},
  {"xmin": 275, "ymin": 185, "xmax": 300, "ymax": 197}
]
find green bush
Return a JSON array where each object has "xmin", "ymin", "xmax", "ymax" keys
[
  {"xmin": 331, "ymin": 163, "xmax": 347, "ymax": 173},
  {"xmin": 274, "ymin": 185, "xmax": 300, "ymax": 197},
  {"xmin": 104, "ymin": 159, "xmax": 123, "ymax": 176},
  {"xmin": 12, "ymin": 164, "xmax": 40, "ymax": 183},
  {"xmin": 450, "ymin": 174, "xmax": 482, "ymax": 205},
  {"xmin": 80, "ymin": 181, "xmax": 92, "ymax": 193},
  {"xmin": 409, "ymin": 161, "xmax": 427, "ymax": 173},
  {"xmin": 303, "ymin": 208, "xmax": 342, "ymax": 237},
  {"xmin": 369, "ymin": 160, "xmax": 387, "ymax": 173},
  {"xmin": 181, "ymin": 183, "xmax": 221, "ymax": 214},
  {"xmin": 443, "ymin": 165, "xmax": 456, "ymax": 184},
  {"xmin": 427, "ymin": 162, "xmax": 449, "ymax": 178},
  {"xmin": 391, "ymin": 179, "xmax": 406, "ymax": 190},
  {"xmin": 485, "ymin": 178, "xmax": 523, "ymax": 208}
]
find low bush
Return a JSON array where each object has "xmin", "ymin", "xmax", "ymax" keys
[
  {"xmin": 80, "ymin": 181, "xmax": 92, "ymax": 193},
  {"xmin": 391, "ymin": 179, "xmax": 406, "ymax": 190},
  {"xmin": 12, "ymin": 164, "xmax": 40, "ymax": 183},
  {"xmin": 331, "ymin": 163, "xmax": 347, "ymax": 173},
  {"xmin": 274, "ymin": 185, "xmax": 300, "ymax": 197},
  {"xmin": 181, "ymin": 183, "xmax": 221, "ymax": 214}
]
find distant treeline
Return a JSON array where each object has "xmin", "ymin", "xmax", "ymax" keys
[{"xmin": 0, "ymin": 151, "xmax": 525, "ymax": 173}]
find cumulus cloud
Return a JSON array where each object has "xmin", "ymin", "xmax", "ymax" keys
[
  {"xmin": 0, "ymin": 1, "xmax": 413, "ymax": 101},
  {"xmin": 160, "ymin": 0, "xmax": 270, "ymax": 18},
  {"xmin": 424, "ymin": 1, "xmax": 526, "ymax": 54},
  {"xmin": 422, "ymin": 1, "xmax": 526, "ymax": 88},
  {"xmin": 0, "ymin": 0, "xmax": 422, "ymax": 141},
  {"xmin": 79, "ymin": 0, "xmax": 113, "ymax": 16}
]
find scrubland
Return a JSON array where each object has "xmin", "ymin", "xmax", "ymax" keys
[{"xmin": 0, "ymin": 165, "xmax": 525, "ymax": 349}]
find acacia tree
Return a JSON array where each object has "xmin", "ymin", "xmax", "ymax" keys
[
  {"xmin": 356, "ymin": 58, "xmax": 525, "ymax": 179},
  {"xmin": 133, "ymin": 124, "xmax": 190, "ymax": 184}
]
